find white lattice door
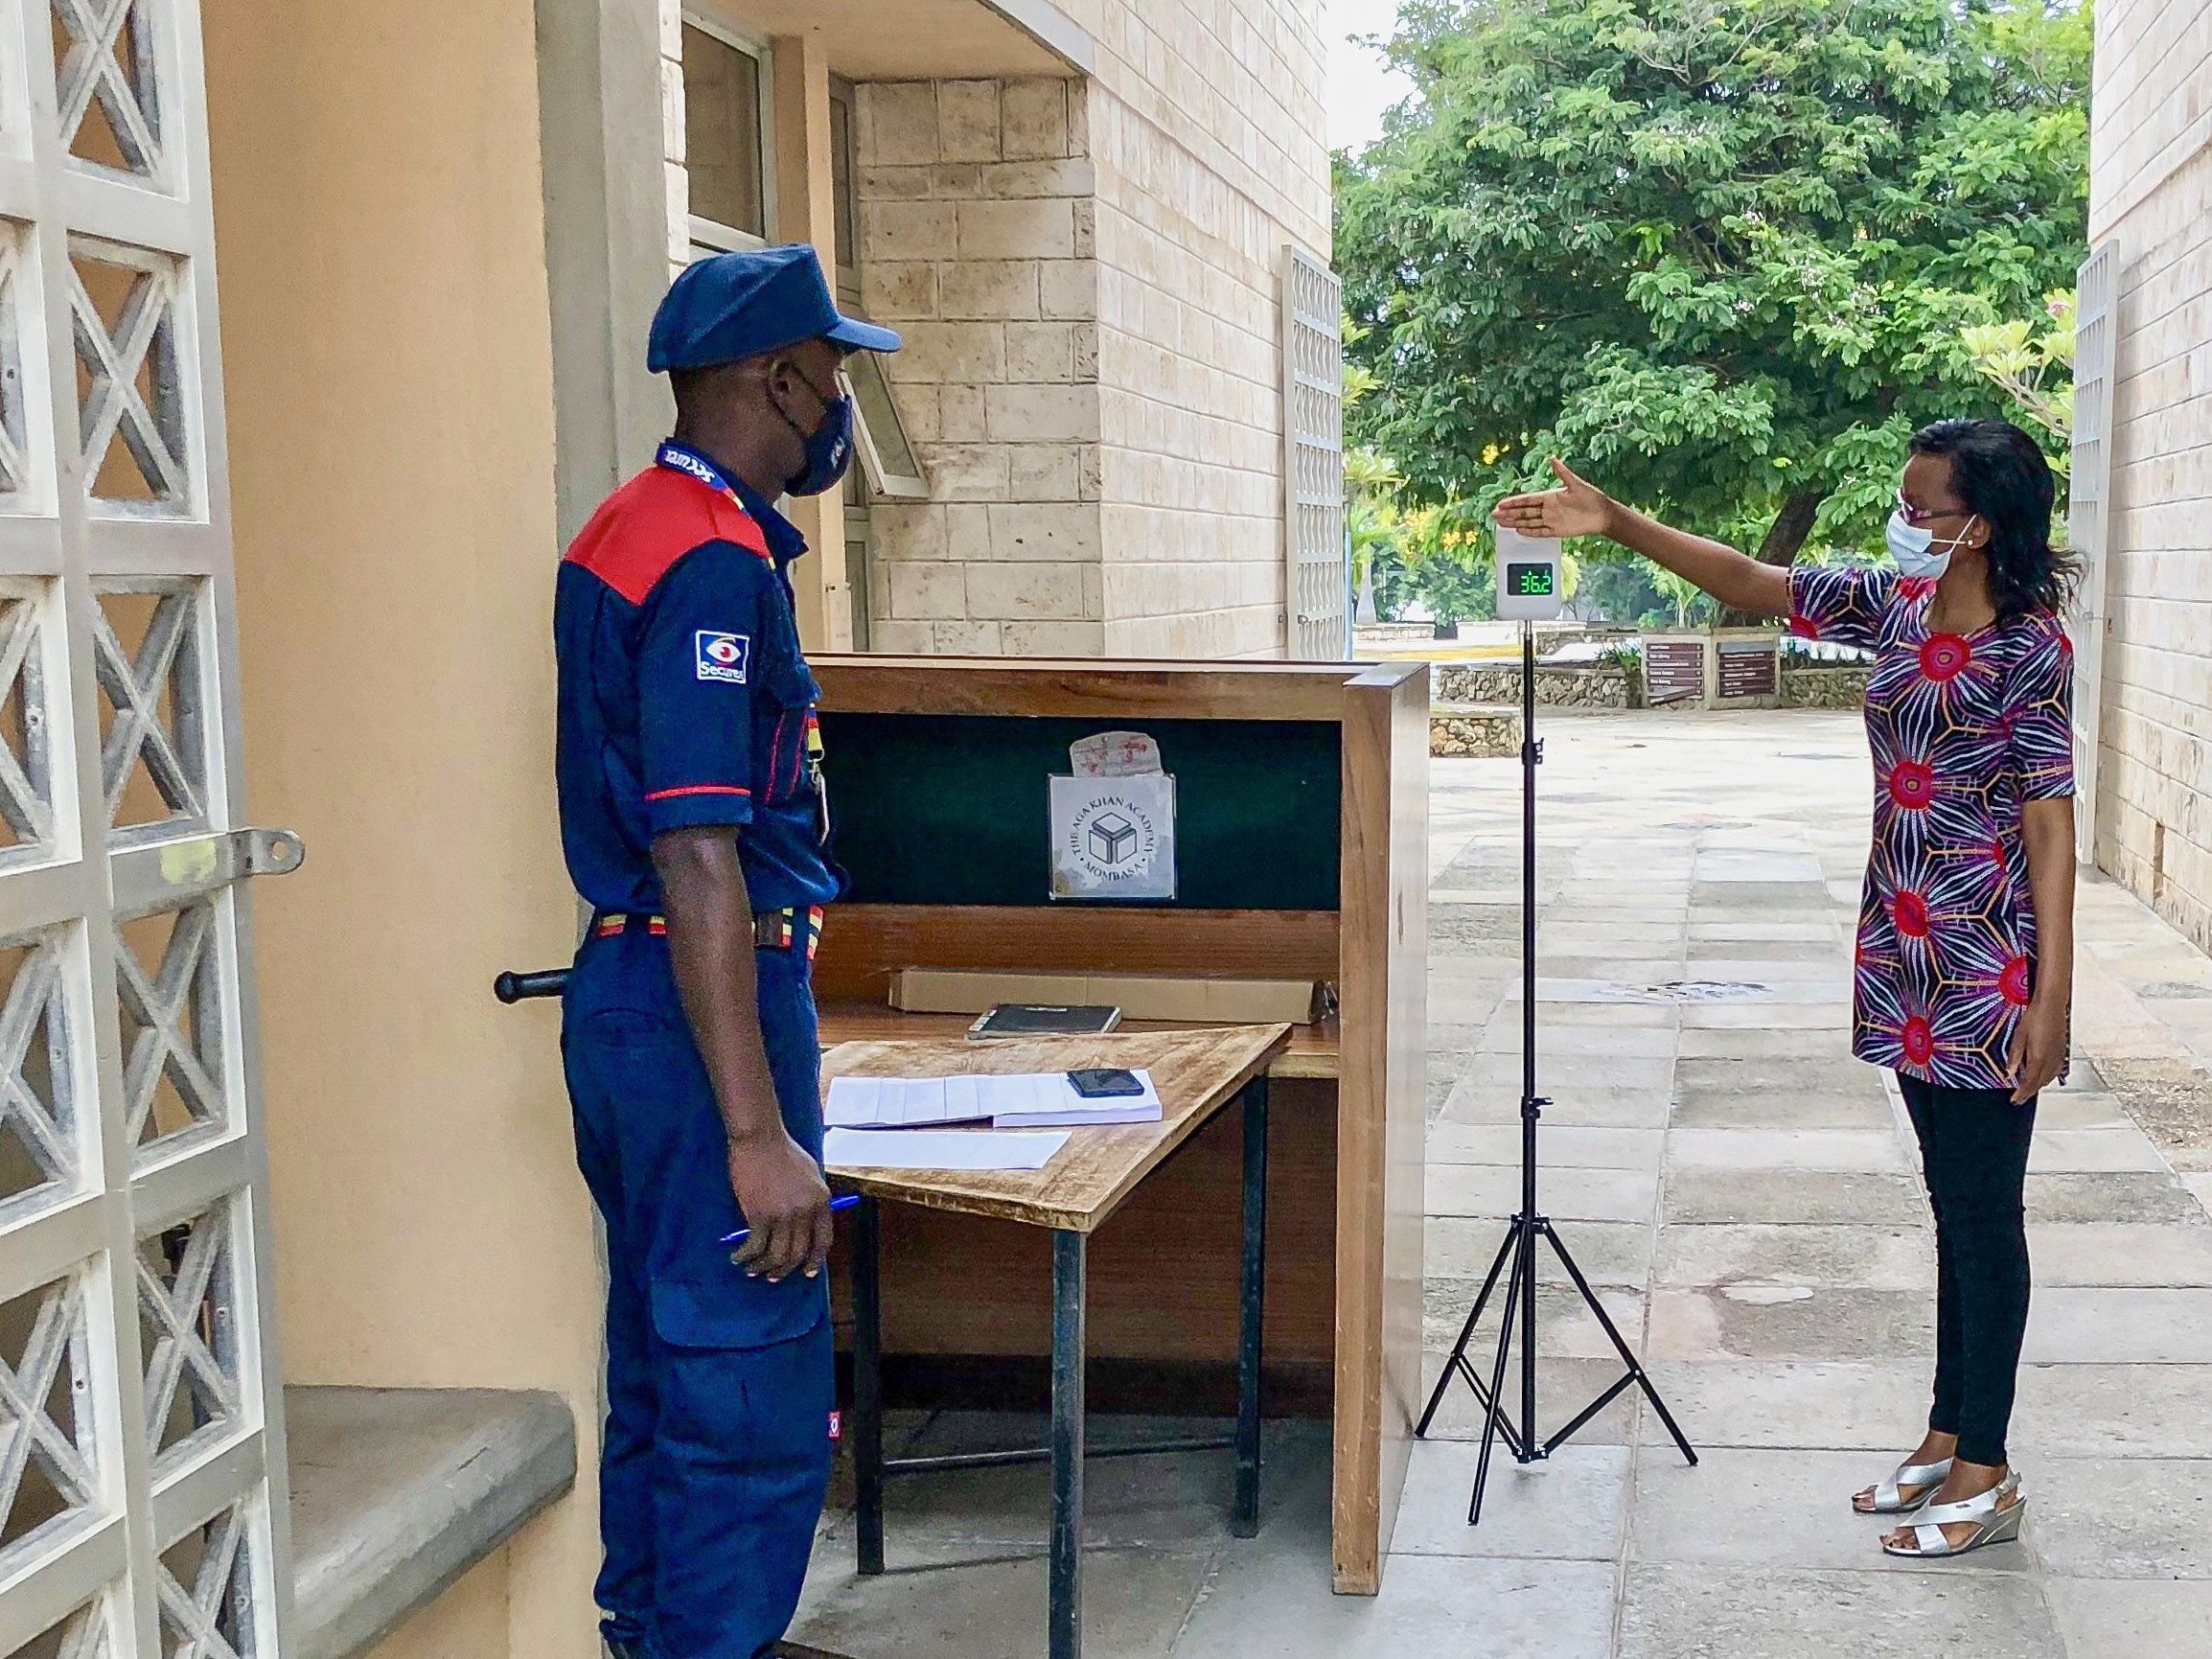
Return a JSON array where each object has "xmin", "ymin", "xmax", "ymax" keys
[
  {"xmin": 1280, "ymin": 246, "xmax": 1346, "ymax": 659},
  {"xmin": 0, "ymin": 2, "xmax": 298, "ymax": 1658}
]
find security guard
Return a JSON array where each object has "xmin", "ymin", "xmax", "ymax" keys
[{"xmin": 554, "ymin": 244, "xmax": 899, "ymax": 1659}]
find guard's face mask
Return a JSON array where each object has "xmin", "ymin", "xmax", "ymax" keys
[
  {"xmin": 1885, "ymin": 507, "xmax": 1981, "ymax": 580},
  {"xmin": 773, "ymin": 364, "xmax": 853, "ymax": 497}
]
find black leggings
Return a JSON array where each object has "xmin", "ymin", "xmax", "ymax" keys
[{"xmin": 1899, "ymin": 1072, "xmax": 2037, "ymax": 1467}]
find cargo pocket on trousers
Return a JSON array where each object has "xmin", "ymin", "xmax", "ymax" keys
[{"xmin": 651, "ymin": 1273, "xmax": 828, "ymax": 1352}]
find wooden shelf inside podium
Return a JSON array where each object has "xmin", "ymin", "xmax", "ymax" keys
[{"xmin": 806, "ymin": 655, "xmax": 1427, "ymax": 1596}]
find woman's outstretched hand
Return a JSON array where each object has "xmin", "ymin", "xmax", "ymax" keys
[
  {"xmin": 1493, "ymin": 457, "xmax": 1613, "ymax": 540},
  {"xmin": 1497, "ymin": 456, "xmax": 1788, "ymax": 615}
]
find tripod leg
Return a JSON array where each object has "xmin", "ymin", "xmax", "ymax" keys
[
  {"xmin": 1416, "ymin": 1219, "xmax": 1517, "ymax": 1438},
  {"xmin": 1518, "ymin": 1171, "xmax": 1538, "ymax": 1462},
  {"xmin": 1467, "ymin": 1220, "xmax": 1529, "ymax": 1527},
  {"xmin": 1539, "ymin": 1221, "xmax": 1698, "ymax": 1467}
]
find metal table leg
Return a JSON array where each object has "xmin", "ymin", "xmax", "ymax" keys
[
  {"xmin": 1233, "ymin": 1075, "xmax": 1269, "ymax": 1536},
  {"xmin": 1049, "ymin": 1229, "xmax": 1087, "ymax": 1659},
  {"xmin": 853, "ymin": 1195, "xmax": 885, "ymax": 1577}
]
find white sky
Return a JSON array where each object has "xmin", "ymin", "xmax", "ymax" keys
[{"xmin": 1325, "ymin": 0, "xmax": 1417, "ymax": 152}]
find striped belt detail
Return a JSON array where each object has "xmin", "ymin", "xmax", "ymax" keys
[
  {"xmin": 751, "ymin": 905, "xmax": 826, "ymax": 959},
  {"xmin": 593, "ymin": 907, "xmax": 823, "ymax": 956}
]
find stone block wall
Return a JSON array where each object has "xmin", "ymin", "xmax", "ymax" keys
[
  {"xmin": 652, "ymin": 2, "xmax": 1332, "ymax": 660},
  {"xmin": 844, "ymin": 0, "xmax": 1331, "ymax": 660},
  {"xmin": 853, "ymin": 78, "xmax": 1105, "ymax": 655},
  {"xmin": 2087, "ymin": 0, "xmax": 2212, "ymax": 951},
  {"xmin": 1080, "ymin": 0, "xmax": 1331, "ymax": 657}
]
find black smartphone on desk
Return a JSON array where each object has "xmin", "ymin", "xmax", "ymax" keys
[{"xmin": 1066, "ymin": 1068, "xmax": 1144, "ymax": 1098}]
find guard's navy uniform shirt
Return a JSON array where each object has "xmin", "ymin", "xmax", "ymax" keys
[
  {"xmin": 553, "ymin": 438, "xmax": 841, "ymax": 1659},
  {"xmin": 555, "ymin": 440, "xmax": 841, "ymax": 916}
]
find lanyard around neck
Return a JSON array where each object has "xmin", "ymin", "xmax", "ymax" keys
[
  {"xmin": 656, "ymin": 441, "xmax": 777, "ymax": 567},
  {"xmin": 656, "ymin": 439, "xmax": 742, "ymax": 497}
]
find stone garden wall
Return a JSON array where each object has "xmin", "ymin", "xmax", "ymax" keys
[
  {"xmin": 1431, "ymin": 707, "xmax": 1521, "ymax": 757},
  {"xmin": 1433, "ymin": 661, "xmax": 1637, "ymax": 709},
  {"xmin": 1779, "ymin": 664, "xmax": 1871, "ymax": 709},
  {"xmin": 1429, "ymin": 657, "xmax": 1870, "ymax": 757}
]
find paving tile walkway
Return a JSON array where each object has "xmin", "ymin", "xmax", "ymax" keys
[{"xmin": 789, "ymin": 708, "xmax": 2212, "ymax": 1659}]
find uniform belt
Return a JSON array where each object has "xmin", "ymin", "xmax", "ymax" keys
[{"xmin": 592, "ymin": 907, "xmax": 823, "ymax": 957}]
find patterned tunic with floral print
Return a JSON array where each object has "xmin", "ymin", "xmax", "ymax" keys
[{"xmin": 1788, "ymin": 565, "xmax": 2075, "ymax": 1090}]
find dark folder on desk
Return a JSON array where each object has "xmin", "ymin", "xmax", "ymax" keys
[{"xmin": 966, "ymin": 1003, "xmax": 1122, "ymax": 1040}]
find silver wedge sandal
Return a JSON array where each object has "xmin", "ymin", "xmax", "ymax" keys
[
  {"xmin": 1855, "ymin": 1456, "xmax": 1952, "ymax": 1515},
  {"xmin": 1880, "ymin": 1471, "xmax": 2025, "ymax": 1558}
]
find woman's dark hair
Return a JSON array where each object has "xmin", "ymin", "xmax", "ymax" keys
[{"xmin": 1907, "ymin": 418, "xmax": 2074, "ymax": 622}]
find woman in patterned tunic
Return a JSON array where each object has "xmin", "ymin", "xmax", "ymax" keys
[{"xmin": 1496, "ymin": 419, "xmax": 2074, "ymax": 1559}]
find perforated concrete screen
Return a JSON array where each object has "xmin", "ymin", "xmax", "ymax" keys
[
  {"xmin": 0, "ymin": 2, "xmax": 291, "ymax": 1654},
  {"xmin": 1280, "ymin": 246, "xmax": 1345, "ymax": 659}
]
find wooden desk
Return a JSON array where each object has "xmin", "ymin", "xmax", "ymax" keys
[
  {"xmin": 827, "ymin": 1027, "xmax": 1288, "ymax": 1659},
  {"xmin": 809, "ymin": 656, "xmax": 1428, "ymax": 1596}
]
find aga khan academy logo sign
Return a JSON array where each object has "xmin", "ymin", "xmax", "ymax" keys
[{"xmin": 1048, "ymin": 772, "xmax": 1177, "ymax": 900}]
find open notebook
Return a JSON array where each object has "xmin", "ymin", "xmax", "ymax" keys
[{"xmin": 825, "ymin": 1069, "xmax": 1164, "ymax": 1130}]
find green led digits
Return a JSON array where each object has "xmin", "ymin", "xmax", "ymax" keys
[{"xmin": 1506, "ymin": 562, "xmax": 1555, "ymax": 597}]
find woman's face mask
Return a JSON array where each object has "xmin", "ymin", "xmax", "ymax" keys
[{"xmin": 1885, "ymin": 505, "xmax": 1981, "ymax": 579}]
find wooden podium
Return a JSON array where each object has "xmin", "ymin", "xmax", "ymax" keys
[{"xmin": 807, "ymin": 657, "xmax": 1428, "ymax": 1594}]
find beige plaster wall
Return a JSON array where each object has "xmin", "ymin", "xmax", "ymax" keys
[
  {"xmin": 203, "ymin": 3, "xmax": 602, "ymax": 1657},
  {"xmin": 2085, "ymin": 0, "xmax": 2212, "ymax": 951}
]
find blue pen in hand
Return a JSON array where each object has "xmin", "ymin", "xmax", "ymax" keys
[{"xmin": 723, "ymin": 1191, "xmax": 862, "ymax": 1252}]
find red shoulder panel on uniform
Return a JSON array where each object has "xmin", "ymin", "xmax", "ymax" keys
[{"xmin": 563, "ymin": 466, "xmax": 772, "ymax": 606}]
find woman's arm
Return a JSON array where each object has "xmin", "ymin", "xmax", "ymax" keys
[
  {"xmin": 1495, "ymin": 458, "xmax": 1791, "ymax": 617},
  {"xmin": 2010, "ymin": 796, "xmax": 2077, "ymax": 1104}
]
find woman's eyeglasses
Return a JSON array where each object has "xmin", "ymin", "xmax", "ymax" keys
[{"xmin": 1896, "ymin": 490, "xmax": 1973, "ymax": 527}]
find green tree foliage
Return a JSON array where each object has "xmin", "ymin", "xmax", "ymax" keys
[
  {"xmin": 1398, "ymin": 501, "xmax": 1497, "ymax": 625},
  {"xmin": 1336, "ymin": 0, "xmax": 2091, "ymax": 566},
  {"xmin": 1576, "ymin": 555, "xmax": 1678, "ymax": 625},
  {"xmin": 1341, "ymin": 320, "xmax": 1427, "ymax": 618},
  {"xmin": 1345, "ymin": 445, "xmax": 1419, "ymax": 616},
  {"xmin": 1960, "ymin": 289, "xmax": 2074, "ymax": 450}
]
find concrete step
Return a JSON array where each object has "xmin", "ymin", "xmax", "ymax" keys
[{"xmin": 288, "ymin": 1385, "xmax": 575, "ymax": 1659}]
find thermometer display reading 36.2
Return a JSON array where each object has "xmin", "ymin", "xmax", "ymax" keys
[
  {"xmin": 1493, "ymin": 526, "xmax": 1566, "ymax": 620},
  {"xmin": 1505, "ymin": 561, "xmax": 1555, "ymax": 599}
]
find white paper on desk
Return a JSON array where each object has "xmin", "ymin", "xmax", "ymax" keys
[
  {"xmin": 824, "ymin": 1075, "xmax": 986, "ymax": 1129},
  {"xmin": 823, "ymin": 1126, "xmax": 1070, "ymax": 1172},
  {"xmin": 990, "ymin": 1068, "xmax": 1162, "ymax": 1127}
]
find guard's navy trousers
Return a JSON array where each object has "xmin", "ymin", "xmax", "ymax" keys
[{"xmin": 562, "ymin": 919, "xmax": 833, "ymax": 1659}]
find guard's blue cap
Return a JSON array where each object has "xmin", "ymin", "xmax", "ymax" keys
[{"xmin": 647, "ymin": 244, "xmax": 901, "ymax": 373}]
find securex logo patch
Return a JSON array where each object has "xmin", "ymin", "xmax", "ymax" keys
[{"xmin": 696, "ymin": 631, "xmax": 750, "ymax": 683}]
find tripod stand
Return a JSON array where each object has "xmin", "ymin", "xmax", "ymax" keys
[{"xmin": 1415, "ymin": 620, "xmax": 1697, "ymax": 1523}]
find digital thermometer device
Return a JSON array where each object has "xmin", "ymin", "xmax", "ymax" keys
[{"xmin": 1493, "ymin": 524, "xmax": 1565, "ymax": 621}]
